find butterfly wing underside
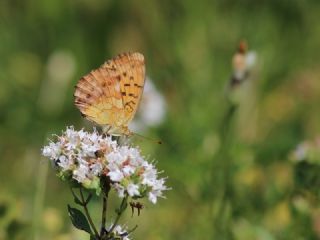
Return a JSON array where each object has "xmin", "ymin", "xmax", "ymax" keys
[{"xmin": 74, "ymin": 52, "xmax": 145, "ymax": 134}]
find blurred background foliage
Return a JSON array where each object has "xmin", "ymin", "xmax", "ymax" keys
[{"xmin": 1, "ymin": 0, "xmax": 320, "ymax": 239}]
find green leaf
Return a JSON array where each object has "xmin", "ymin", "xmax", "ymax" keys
[{"xmin": 67, "ymin": 205, "xmax": 92, "ymax": 234}]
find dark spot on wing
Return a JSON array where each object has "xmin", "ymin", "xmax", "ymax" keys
[
  {"xmin": 128, "ymin": 93, "xmax": 138, "ymax": 98},
  {"xmin": 134, "ymin": 83, "xmax": 143, "ymax": 88},
  {"xmin": 125, "ymin": 100, "xmax": 135, "ymax": 107}
]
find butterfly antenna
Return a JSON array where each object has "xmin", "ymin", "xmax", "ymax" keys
[{"xmin": 132, "ymin": 132, "xmax": 162, "ymax": 145}]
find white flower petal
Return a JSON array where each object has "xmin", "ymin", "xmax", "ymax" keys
[
  {"xmin": 108, "ymin": 170, "xmax": 124, "ymax": 182},
  {"xmin": 127, "ymin": 183, "xmax": 140, "ymax": 197}
]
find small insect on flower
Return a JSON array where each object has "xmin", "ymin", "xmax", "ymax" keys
[
  {"xmin": 129, "ymin": 201, "xmax": 144, "ymax": 216},
  {"xmin": 74, "ymin": 52, "xmax": 146, "ymax": 136}
]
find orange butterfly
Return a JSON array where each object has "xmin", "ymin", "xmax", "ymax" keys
[{"xmin": 74, "ymin": 52, "xmax": 146, "ymax": 135}]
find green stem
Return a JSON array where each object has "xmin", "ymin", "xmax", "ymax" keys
[
  {"xmin": 212, "ymin": 102, "xmax": 238, "ymax": 236},
  {"xmin": 79, "ymin": 187, "xmax": 100, "ymax": 239},
  {"xmin": 108, "ymin": 195, "xmax": 128, "ymax": 235},
  {"xmin": 100, "ymin": 194, "xmax": 108, "ymax": 235}
]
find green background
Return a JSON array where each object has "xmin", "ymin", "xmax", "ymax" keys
[{"xmin": 1, "ymin": 0, "xmax": 320, "ymax": 239}]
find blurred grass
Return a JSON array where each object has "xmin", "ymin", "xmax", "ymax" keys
[{"xmin": 1, "ymin": 0, "xmax": 320, "ymax": 239}]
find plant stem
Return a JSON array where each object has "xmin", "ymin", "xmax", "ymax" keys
[
  {"xmin": 108, "ymin": 195, "xmax": 128, "ymax": 235},
  {"xmin": 212, "ymin": 102, "xmax": 238, "ymax": 238},
  {"xmin": 100, "ymin": 194, "xmax": 108, "ymax": 235},
  {"xmin": 79, "ymin": 187, "xmax": 100, "ymax": 239}
]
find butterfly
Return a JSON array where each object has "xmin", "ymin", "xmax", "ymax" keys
[{"xmin": 74, "ymin": 52, "xmax": 146, "ymax": 135}]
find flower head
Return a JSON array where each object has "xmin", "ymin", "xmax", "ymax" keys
[{"xmin": 42, "ymin": 126, "xmax": 168, "ymax": 203}]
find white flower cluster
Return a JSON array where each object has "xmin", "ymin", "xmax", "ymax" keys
[{"xmin": 42, "ymin": 127, "xmax": 167, "ymax": 203}]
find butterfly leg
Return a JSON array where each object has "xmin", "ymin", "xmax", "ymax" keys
[{"xmin": 102, "ymin": 125, "xmax": 112, "ymax": 135}]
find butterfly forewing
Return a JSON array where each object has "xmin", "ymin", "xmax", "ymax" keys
[{"xmin": 74, "ymin": 52, "xmax": 145, "ymax": 133}]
